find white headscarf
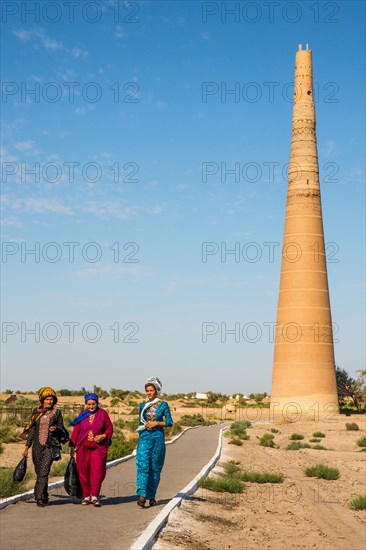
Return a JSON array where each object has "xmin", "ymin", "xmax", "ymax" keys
[{"xmin": 145, "ymin": 376, "xmax": 162, "ymax": 396}]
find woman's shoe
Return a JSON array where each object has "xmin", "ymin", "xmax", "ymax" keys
[
  {"xmin": 91, "ymin": 497, "xmax": 101, "ymax": 507},
  {"xmin": 81, "ymin": 497, "xmax": 90, "ymax": 505},
  {"xmin": 137, "ymin": 496, "xmax": 146, "ymax": 508},
  {"xmin": 149, "ymin": 498, "xmax": 157, "ymax": 507},
  {"xmin": 36, "ymin": 500, "xmax": 46, "ymax": 507}
]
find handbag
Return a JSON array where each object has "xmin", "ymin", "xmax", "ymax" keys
[
  {"xmin": 64, "ymin": 456, "xmax": 81, "ymax": 497},
  {"xmin": 13, "ymin": 456, "xmax": 27, "ymax": 483}
]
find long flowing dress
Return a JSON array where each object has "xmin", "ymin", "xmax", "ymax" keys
[
  {"xmin": 70, "ymin": 408, "xmax": 113, "ymax": 498},
  {"xmin": 25, "ymin": 408, "xmax": 66, "ymax": 501},
  {"xmin": 136, "ymin": 401, "xmax": 173, "ymax": 500}
]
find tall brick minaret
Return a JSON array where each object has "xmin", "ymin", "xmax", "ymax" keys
[{"xmin": 270, "ymin": 45, "xmax": 338, "ymax": 415}]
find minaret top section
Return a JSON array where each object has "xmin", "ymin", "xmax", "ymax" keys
[{"xmin": 294, "ymin": 44, "xmax": 313, "ymax": 104}]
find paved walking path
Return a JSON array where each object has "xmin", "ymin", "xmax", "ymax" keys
[{"xmin": 1, "ymin": 424, "xmax": 224, "ymax": 550}]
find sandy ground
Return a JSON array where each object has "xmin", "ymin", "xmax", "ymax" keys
[{"xmin": 154, "ymin": 414, "xmax": 366, "ymax": 550}]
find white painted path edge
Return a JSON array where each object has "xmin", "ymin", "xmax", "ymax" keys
[
  {"xmin": 130, "ymin": 426, "xmax": 228, "ymax": 550},
  {"xmin": 0, "ymin": 426, "xmax": 198, "ymax": 511}
]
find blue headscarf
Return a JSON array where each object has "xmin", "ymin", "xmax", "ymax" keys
[{"xmin": 70, "ymin": 393, "xmax": 99, "ymax": 426}]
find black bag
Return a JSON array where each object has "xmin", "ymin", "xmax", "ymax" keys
[
  {"xmin": 13, "ymin": 456, "xmax": 27, "ymax": 483},
  {"xmin": 64, "ymin": 457, "xmax": 81, "ymax": 497}
]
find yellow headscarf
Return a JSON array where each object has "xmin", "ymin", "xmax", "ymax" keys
[{"xmin": 38, "ymin": 387, "xmax": 58, "ymax": 405}]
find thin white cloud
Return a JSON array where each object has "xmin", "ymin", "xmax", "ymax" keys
[
  {"xmin": 2, "ymin": 196, "xmax": 74, "ymax": 215},
  {"xmin": 14, "ymin": 140, "xmax": 40, "ymax": 155},
  {"xmin": 115, "ymin": 25, "xmax": 124, "ymax": 39},
  {"xmin": 72, "ymin": 47, "xmax": 89, "ymax": 59},
  {"xmin": 13, "ymin": 28, "xmax": 63, "ymax": 51},
  {"xmin": 0, "ymin": 217, "xmax": 23, "ymax": 228}
]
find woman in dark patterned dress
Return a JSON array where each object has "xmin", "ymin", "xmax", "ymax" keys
[{"xmin": 22, "ymin": 387, "xmax": 68, "ymax": 507}]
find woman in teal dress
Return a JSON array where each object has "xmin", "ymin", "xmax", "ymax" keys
[{"xmin": 135, "ymin": 376, "xmax": 173, "ymax": 507}]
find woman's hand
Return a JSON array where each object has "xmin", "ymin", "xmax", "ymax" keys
[
  {"xmin": 49, "ymin": 426, "xmax": 57, "ymax": 432},
  {"xmin": 94, "ymin": 434, "xmax": 106, "ymax": 443},
  {"xmin": 22, "ymin": 447, "xmax": 29, "ymax": 457},
  {"xmin": 145, "ymin": 421, "xmax": 159, "ymax": 430}
]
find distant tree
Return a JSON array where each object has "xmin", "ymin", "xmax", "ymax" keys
[
  {"xmin": 59, "ymin": 389, "xmax": 72, "ymax": 396},
  {"xmin": 93, "ymin": 385, "xmax": 109, "ymax": 399},
  {"xmin": 110, "ymin": 388, "xmax": 130, "ymax": 400},
  {"xmin": 336, "ymin": 367, "xmax": 364, "ymax": 411},
  {"xmin": 4, "ymin": 390, "xmax": 13, "ymax": 394}
]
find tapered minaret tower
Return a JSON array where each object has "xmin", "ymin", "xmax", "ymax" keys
[{"xmin": 270, "ymin": 45, "xmax": 338, "ymax": 415}]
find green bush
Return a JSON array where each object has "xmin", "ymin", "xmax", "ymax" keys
[
  {"xmin": 312, "ymin": 444, "xmax": 327, "ymax": 450},
  {"xmin": 0, "ymin": 442, "xmax": 4, "ymax": 455},
  {"xmin": 228, "ymin": 438, "xmax": 243, "ymax": 446},
  {"xmin": 309, "ymin": 438, "xmax": 321, "ymax": 443},
  {"xmin": 107, "ymin": 434, "xmax": 137, "ymax": 461},
  {"xmin": 233, "ymin": 420, "xmax": 252, "ymax": 429},
  {"xmin": 312, "ymin": 432, "xmax": 325, "ymax": 438},
  {"xmin": 50, "ymin": 460, "xmax": 68, "ymax": 477},
  {"xmin": 180, "ymin": 414, "xmax": 206, "ymax": 427},
  {"xmin": 356, "ymin": 436, "xmax": 366, "ymax": 448},
  {"xmin": 349, "ymin": 494, "xmax": 366, "ymax": 511},
  {"xmin": 0, "ymin": 424, "xmax": 22, "ymax": 444},
  {"xmin": 240, "ymin": 471, "xmax": 284, "ymax": 483},
  {"xmin": 113, "ymin": 419, "xmax": 126, "ymax": 430},
  {"xmin": 289, "ymin": 433, "xmax": 304, "ymax": 440},
  {"xmin": 198, "ymin": 475, "xmax": 244, "ymax": 493},
  {"xmin": 165, "ymin": 422, "xmax": 183, "ymax": 438},
  {"xmin": 270, "ymin": 428, "xmax": 279, "ymax": 433},
  {"xmin": 223, "ymin": 463, "xmax": 241, "ymax": 477},
  {"xmin": 125, "ymin": 418, "xmax": 139, "ymax": 432},
  {"xmin": 304, "ymin": 464, "xmax": 340, "ymax": 480},
  {"xmin": 0, "ymin": 468, "xmax": 32, "ymax": 498},
  {"xmin": 229, "ymin": 422, "xmax": 250, "ymax": 440},
  {"xmin": 286, "ymin": 442, "xmax": 311, "ymax": 450},
  {"xmin": 259, "ymin": 434, "xmax": 275, "ymax": 448},
  {"xmin": 346, "ymin": 423, "xmax": 359, "ymax": 431}
]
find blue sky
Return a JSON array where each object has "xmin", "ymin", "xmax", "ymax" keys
[{"xmin": 1, "ymin": 0, "xmax": 365, "ymax": 395}]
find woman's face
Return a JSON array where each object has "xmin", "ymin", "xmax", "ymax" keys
[
  {"xmin": 43, "ymin": 396, "xmax": 54, "ymax": 409},
  {"xmin": 146, "ymin": 385, "xmax": 157, "ymax": 400},
  {"xmin": 86, "ymin": 399, "xmax": 98, "ymax": 412}
]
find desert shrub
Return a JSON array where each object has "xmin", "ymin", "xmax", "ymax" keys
[
  {"xmin": 259, "ymin": 434, "xmax": 275, "ymax": 448},
  {"xmin": 270, "ymin": 428, "xmax": 279, "ymax": 433},
  {"xmin": 356, "ymin": 436, "xmax": 366, "ymax": 448},
  {"xmin": 312, "ymin": 444, "xmax": 327, "ymax": 450},
  {"xmin": 180, "ymin": 414, "xmax": 206, "ymax": 427},
  {"xmin": 289, "ymin": 433, "xmax": 304, "ymax": 440},
  {"xmin": 50, "ymin": 460, "xmax": 68, "ymax": 477},
  {"xmin": 165, "ymin": 422, "xmax": 183, "ymax": 438},
  {"xmin": 234, "ymin": 420, "xmax": 252, "ymax": 429},
  {"xmin": 198, "ymin": 475, "xmax": 244, "ymax": 493},
  {"xmin": 310, "ymin": 438, "xmax": 321, "ymax": 443},
  {"xmin": 286, "ymin": 442, "xmax": 311, "ymax": 450},
  {"xmin": 107, "ymin": 434, "xmax": 137, "ymax": 461},
  {"xmin": 125, "ymin": 418, "xmax": 139, "ymax": 432},
  {"xmin": 0, "ymin": 424, "xmax": 22, "ymax": 444},
  {"xmin": 312, "ymin": 432, "xmax": 325, "ymax": 438},
  {"xmin": 228, "ymin": 438, "xmax": 243, "ymax": 446},
  {"xmin": 346, "ymin": 423, "xmax": 359, "ymax": 431},
  {"xmin": 129, "ymin": 406, "xmax": 139, "ymax": 415},
  {"xmin": 229, "ymin": 422, "xmax": 250, "ymax": 439},
  {"xmin": 0, "ymin": 442, "xmax": 4, "ymax": 455},
  {"xmin": 240, "ymin": 471, "xmax": 284, "ymax": 483},
  {"xmin": 304, "ymin": 464, "xmax": 340, "ymax": 480},
  {"xmin": 223, "ymin": 463, "xmax": 242, "ymax": 477},
  {"xmin": 113, "ymin": 419, "xmax": 126, "ymax": 430},
  {"xmin": 0, "ymin": 468, "xmax": 32, "ymax": 498},
  {"xmin": 110, "ymin": 398, "xmax": 122, "ymax": 407},
  {"xmin": 349, "ymin": 494, "xmax": 366, "ymax": 511}
]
